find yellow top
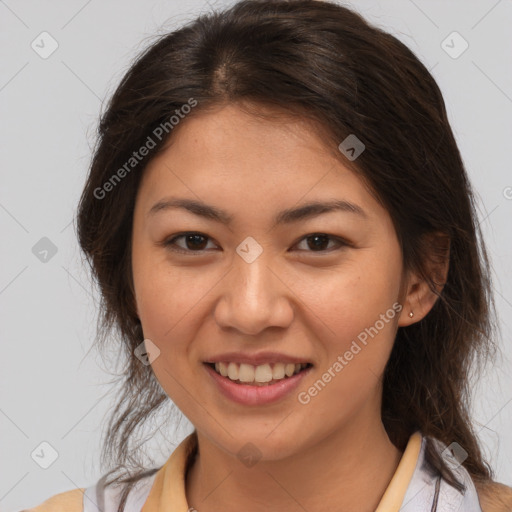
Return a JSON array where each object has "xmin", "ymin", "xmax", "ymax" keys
[
  {"xmin": 375, "ymin": 431, "xmax": 422, "ymax": 511},
  {"xmin": 25, "ymin": 431, "xmax": 422, "ymax": 512},
  {"xmin": 23, "ymin": 488, "xmax": 85, "ymax": 511}
]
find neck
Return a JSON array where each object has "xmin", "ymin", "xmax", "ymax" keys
[{"xmin": 185, "ymin": 419, "xmax": 402, "ymax": 512}]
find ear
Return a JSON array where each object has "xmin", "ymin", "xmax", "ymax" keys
[{"xmin": 397, "ymin": 232, "xmax": 450, "ymax": 327}]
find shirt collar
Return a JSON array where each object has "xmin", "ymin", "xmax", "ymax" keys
[
  {"xmin": 142, "ymin": 430, "xmax": 198, "ymax": 512},
  {"xmin": 142, "ymin": 430, "xmax": 423, "ymax": 512},
  {"xmin": 375, "ymin": 431, "xmax": 422, "ymax": 511}
]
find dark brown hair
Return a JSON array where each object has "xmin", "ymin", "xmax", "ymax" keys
[{"xmin": 75, "ymin": 0, "xmax": 498, "ymax": 508}]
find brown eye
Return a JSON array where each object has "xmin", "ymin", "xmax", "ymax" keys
[
  {"xmin": 162, "ymin": 232, "xmax": 349, "ymax": 256},
  {"xmin": 182, "ymin": 234, "xmax": 208, "ymax": 250},
  {"xmin": 294, "ymin": 233, "xmax": 349, "ymax": 253},
  {"xmin": 164, "ymin": 232, "xmax": 217, "ymax": 253}
]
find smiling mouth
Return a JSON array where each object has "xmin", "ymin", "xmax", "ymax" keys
[{"xmin": 204, "ymin": 361, "xmax": 313, "ymax": 386}]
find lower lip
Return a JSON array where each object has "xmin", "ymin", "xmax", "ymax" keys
[{"xmin": 204, "ymin": 363, "xmax": 312, "ymax": 406}]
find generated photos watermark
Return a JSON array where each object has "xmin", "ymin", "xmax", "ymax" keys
[
  {"xmin": 297, "ymin": 302, "xmax": 403, "ymax": 405},
  {"xmin": 93, "ymin": 98, "xmax": 198, "ymax": 200}
]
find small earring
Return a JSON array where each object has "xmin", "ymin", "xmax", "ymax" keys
[{"xmin": 408, "ymin": 311, "xmax": 414, "ymax": 318}]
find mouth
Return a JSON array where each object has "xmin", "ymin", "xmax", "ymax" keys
[{"xmin": 204, "ymin": 361, "xmax": 313, "ymax": 387}]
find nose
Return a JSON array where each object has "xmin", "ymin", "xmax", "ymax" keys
[{"xmin": 213, "ymin": 251, "xmax": 294, "ymax": 335}]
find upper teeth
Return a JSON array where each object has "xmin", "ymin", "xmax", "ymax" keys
[{"xmin": 214, "ymin": 362, "xmax": 308, "ymax": 383}]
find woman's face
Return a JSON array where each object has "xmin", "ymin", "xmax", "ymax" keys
[{"xmin": 131, "ymin": 103, "xmax": 409, "ymax": 459}]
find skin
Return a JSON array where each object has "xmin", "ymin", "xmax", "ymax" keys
[{"xmin": 131, "ymin": 102, "xmax": 440, "ymax": 512}]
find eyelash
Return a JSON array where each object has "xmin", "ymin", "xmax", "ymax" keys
[{"xmin": 161, "ymin": 232, "xmax": 351, "ymax": 255}]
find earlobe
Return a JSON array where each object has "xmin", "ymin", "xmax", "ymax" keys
[
  {"xmin": 397, "ymin": 278, "xmax": 440, "ymax": 327},
  {"xmin": 398, "ymin": 232, "xmax": 450, "ymax": 327}
]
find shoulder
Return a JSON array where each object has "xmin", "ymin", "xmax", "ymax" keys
[
  {"xmin": 401, "ymin": 435, "xmax": 482, "ymax": 509},
  {"xmin": 22, "ymin": 488, "xmax": 85, "ymax": 512},
  {"xmin": 475, "ymin": 480, "xmax": 512, "ymax": 512},
  {"xmin": 425, "ymin": 437, "xmax": 512, "ymax": 511}
]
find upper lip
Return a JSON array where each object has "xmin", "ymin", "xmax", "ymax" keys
[{"xmin": 204, "ymin": 351, "xmax": 313, "ymax": 366}]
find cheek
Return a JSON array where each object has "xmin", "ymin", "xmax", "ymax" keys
[
  {"xmin": 132, "ymin": 255, "xmax": 224, "ymax": 391},
  {"xmin": 291, "ymin": 255, "xmax": 401, "ymax": 400},
  {"xmin": 132, "ymin": 260, "xmax": 209, "ymax": 403},
  {"xmin": 295, "ymin": 256, "xmax": 401, "ymax": 344},
  {"xmin": 133, "ymin": 253, "xmax": 209, "ymax": 339},
  {"xmin": 293, "ymin": 271, "xmax": 400, "ymax": 427}
]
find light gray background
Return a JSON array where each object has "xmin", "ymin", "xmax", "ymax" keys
[{"xmin": 1, "ymin": 1, "xmax": 511, "ymax": 510}]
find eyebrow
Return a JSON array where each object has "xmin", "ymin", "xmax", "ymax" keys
[{"xmin": 147, "ymin": 196, "xmax": 367, "ymax": 228}]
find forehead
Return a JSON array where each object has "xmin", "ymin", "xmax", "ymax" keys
[
  {"xmin": 136, "ymin": 103, "xmax": 380, "ymax": 221},
  {"xmin": 159, "ymin": 102, "xmax": 340, "ymax": 165}
]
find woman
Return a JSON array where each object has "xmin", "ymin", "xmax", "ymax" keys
[{"xmin": 25, "ymin": 1, "xmax": 512, "ymax": 510}]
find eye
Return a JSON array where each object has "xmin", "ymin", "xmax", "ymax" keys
[
  {"xmin": 293, "ymin": 233, "xmax": 349, "ymax": 253},
  {"xmin": 162, "ymin": 231, "xmax": 350, "ymax": 255},
  {"xmin": 163, "ymin": 232, "xmax": 219, "ymax": 254}
]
